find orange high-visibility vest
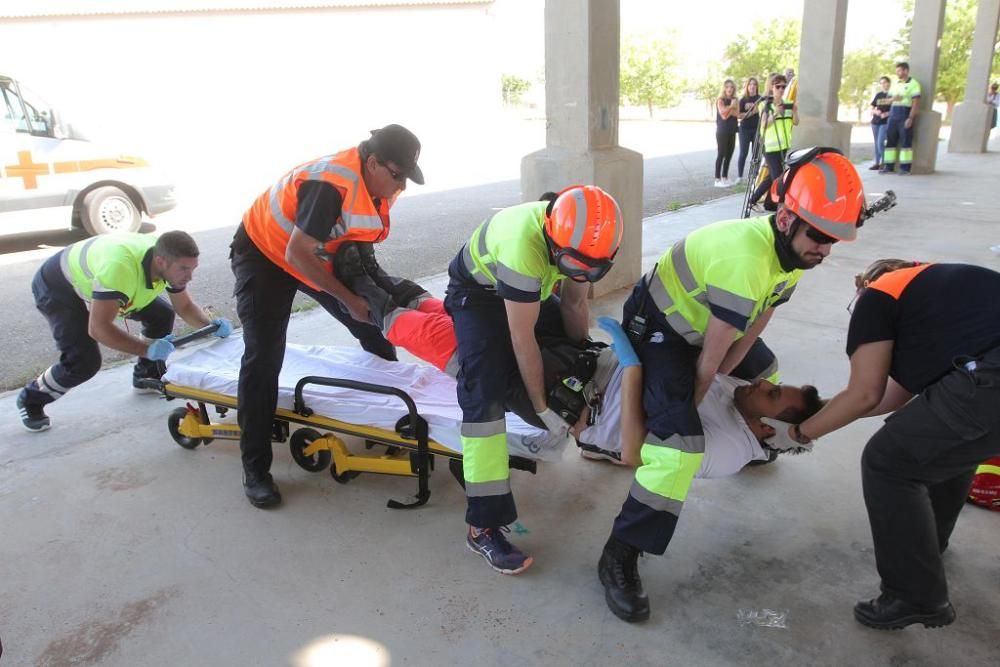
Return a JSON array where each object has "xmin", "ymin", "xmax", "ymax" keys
[{"xmin": 242, "ymin": 147, "xmax": 390, "ymax": 289}]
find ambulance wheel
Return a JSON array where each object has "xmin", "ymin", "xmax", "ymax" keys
[
  {"xmin": 81, "ymin": 186, "xmax": 141, "ymax": 235},
  {"xmin": 330, "ymin": 463, "xmax": 360, "ymax": 484},
  {"xmin": 168, "ymin": 407, "xmax": 203, "ymax": 450},
  {"xmin": 289, "ymin": 428, "xmax": 331, "ymax": 473}
]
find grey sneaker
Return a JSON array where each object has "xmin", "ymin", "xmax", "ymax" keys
[{"xmin": 16, "ymin": 392, "xmax": 50, "ymax": 432}]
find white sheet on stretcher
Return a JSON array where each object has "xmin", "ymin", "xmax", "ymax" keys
[{"xmin": 163, "ymin": 335, "xmax": 565, "ymax": 462}]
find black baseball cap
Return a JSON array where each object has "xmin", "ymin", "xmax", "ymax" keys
[{"xmin": 368, "ymin": 124, "xmax": 424, "ymax": 185}]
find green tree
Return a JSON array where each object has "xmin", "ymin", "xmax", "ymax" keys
[
  {"xmin": 840, "ymin": 47, "xmax": 893, "ymax": 122},
  {"xmin": 501, "ymin": 73, "xmax": 531, "ymax": 106},
  {"xmin": 619, "ymin": 36, "xmax": 682, "ymax": 117},
  {"xmin": 693, "ymin": 61, "xmax": 725, "ymax": 118},
  {"xmin": 723, "ymin": 20, "xmax": 801, "ymax": 83},
  {"xmin": 896, "ymin": 0, "xmax": 1000, "ymax": 122}
]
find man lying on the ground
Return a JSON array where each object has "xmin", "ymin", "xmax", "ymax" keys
[{"xmin": 571, "ymin": 318, "xmax": 823, "ymax": 477}]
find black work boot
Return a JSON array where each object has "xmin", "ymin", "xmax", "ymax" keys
[
  {"xmin": 598, "ymin": 535, "xmax": 650, "ymax": 622},
  {"xmin": 243, "ymin": 470, "xmax": 282, "ymax": 509},
  {"xmin": 853, "ymin": 593, "xmax": 955, "ymax": 630}
]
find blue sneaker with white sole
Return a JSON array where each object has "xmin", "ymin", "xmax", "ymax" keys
[{"xmin": 467, "ymin": 526, "xmax": 533, "ymax": 575}]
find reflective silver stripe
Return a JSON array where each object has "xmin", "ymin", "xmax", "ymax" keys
[
  {"xmin": 381, "ymin": 306, "xmax": 406, "ymax": 335},
  {"xmin": 645, "ymin": 431, "xmax": 705, "ymax": 454},
  {"xmin": 670, "ymin": 241, "xmax": 698, "ymax": 292},
  {"xmin": 647, "ymin": 266, "xmax": 673, "ymax": 313},
  {"xmin": 497, "ymin": 263, "xmax": 541, "ymax": 293},
  {"xmin": 799, "ymin": 207, "xmax": 857, "ymax": 241},
  {"xmin": 268, "ymin": 158, "xmax": 385, "ymax": 238},
  {"xmin": 754, "ymin": 357, "xmax": 780, "ymax": 381},
  {"xmin": 268, "ymin": 173, "xmax": 297, "ymax": 234},
  {"xmin": 35, "ymin": 368, "xmax": 67, "ymax": 398},
  {"xmin": 461, "ymin": 243, "xmax": 494, "ymax": 286},
  {"xmin": 465, "ymin": 479, "xmax": 512, "ymax": 498},
  {"xmin": 60, "ymin": 239, "xmax": 99, "ymax": 302},
  {"xmin": 665, "ymin": 313, "xmax": 704, "ymax": 345},
  {"xmin": 647, "ymin": 268, "xmax": 705, "ymax": 345},
  {"xmin": 610, "ymin": 198, "xmax": 622, "ymax": 253},
  {"xmin": 461, "ymin": 418, "xmax": 506, "ymax": 438},
  {"xmin": 775, "ymin": 284, "xmax": 796, "ymax": 303},
  {"xmin": 706, "ymin": 285, "xmax": 755, "ymax": 318},
  {"xmin": 628, "ymin": 479, "xmax": 684, "ymax": 516},
  {"xmin": 444, "ymin": 353, "xmax": 461, "ymax": 378},
  {"xmin": 568, "ymin": 188, "xmax": 587, "ymax": 250},
  {"xmin": 41, "ymin": 367, "xmax": 69, "ymax": 393},
  {"xmin": 814, "ymin": 157, "xmax": 839, "ymax": 205}
]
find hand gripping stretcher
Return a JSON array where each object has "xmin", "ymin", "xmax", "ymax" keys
[{"xmin": 157, "ymin": 325, "xmax": 561, "ymax": 509}]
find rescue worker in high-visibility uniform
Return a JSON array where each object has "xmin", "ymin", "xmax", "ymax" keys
[
  {"xmin": 447, "ymin": 186, "xmax": 623, "ymax": 575},
  {"xmin": 597, "ymin": 147, "xmax": 866, "ymax": 623},
  {"xmin": 230, "ymin": 124, "xmax": 423, "ymax": 509},
  {"xmin": 881, "ymin": 62, "xmax": 920, "ymax": 175},
  {"xmin": 789, "ymin": 259, "xmax": 1000, "ymax": 630},
  {"xmin": 16, "ymin": 231, "xmax": 230, "ymax": 432},
  {"xmin": 749, "ymin": 72, "xmax": 798, "ymax": 207}
]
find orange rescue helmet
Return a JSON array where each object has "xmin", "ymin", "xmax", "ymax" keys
[
  {"xmin": 771, "ymin": 148, "xmax": 865, "ymax": 241},
  {"xmin": 545, "ymin": 185, "xmax": 623, "ymax": 261}
]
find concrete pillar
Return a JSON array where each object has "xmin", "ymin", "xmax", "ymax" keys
[
  {"xmin": 909, "ymin": 0, "xmax": 946, "ymax": 173},
  {"xmin": 948, "ymin": 0, "xmax": 1000, "ymax": 153},
  {"xmin": 521, "ymin": 0, "xmax": 643, "ymax": 297},
  {"xmin": 791, "ymin": 0, "xmax": 852, "ymax": 154}
]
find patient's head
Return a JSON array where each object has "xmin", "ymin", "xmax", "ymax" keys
[{"xmin": 734, "ymin": 379, "xmax": 823, "ymax": 440}]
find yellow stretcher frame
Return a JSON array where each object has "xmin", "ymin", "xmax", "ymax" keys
[{"xmin": 160, "ymin": 374, "xmax": 537, "ymax": 509}]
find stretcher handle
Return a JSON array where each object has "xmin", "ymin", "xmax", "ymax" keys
[
  {"xmin": 171, "ymin": 323, "xmax": 220, "ymax": 348},
  {"xmin": 293, "ymin": 377, "xmax": 421, "ymax": 428}
]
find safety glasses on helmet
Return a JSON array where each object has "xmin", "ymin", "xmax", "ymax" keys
[{"xmin": 551, "ymin": 244, "xmax": 615, "ymax": 283}]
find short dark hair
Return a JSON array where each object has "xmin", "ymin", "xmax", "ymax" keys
[
  {"xmin": 154, "ymin": 231, "xmax": 199, "ymax": 261},
  {"xmin": 895, "ymin": 61, "xmax": 909, "ymax": 70},
  {"xmin": 879, "ymin": 76, "xmax": 891, "ymax": 84},
  {"xmin": 776, "ymin": 385, "xmax": 823, "ymax": 424}
]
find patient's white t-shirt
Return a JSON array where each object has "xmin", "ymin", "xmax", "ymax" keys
[{"xmin": 578, "ymin": 369, "xmax": 769, "ymax": 478}]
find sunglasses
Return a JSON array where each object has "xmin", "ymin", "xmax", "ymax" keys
[
  {"xmin": 774, "ymin": 84, "xmax": 787, "ymax": 90},
  {"xmin": 803, "ymin": 224, "xmax": 839, "ymax": 245},
  {"xmin": 377, "ymin": 159, "xmax": 406, "ymax": 183},
  {"xmin": 551, "ymin": 245, "xmax": 615, "ymax": 283}
]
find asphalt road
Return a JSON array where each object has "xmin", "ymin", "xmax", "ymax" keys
[{"xmin": 0, "ymin": 141, "xmax": 874, "ymax": 392}]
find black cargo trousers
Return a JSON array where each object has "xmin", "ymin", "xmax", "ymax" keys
[
  {"xmin": 229, "ymin": 225, "xmax": 395, "ymax": 476},
  {"xmin": 861, "ymin": 345, "xmax": 1000, "ymax": 608}
]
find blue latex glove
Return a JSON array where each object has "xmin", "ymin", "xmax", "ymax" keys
[
  {"xmin": 211, "ymin": 318, "xmax": 233, "ymax": 338},
  {"xmin": 597, "ymin": 316, "xmax": 640, "ymax": 368},
  {"xmin": 146, "ymin": 336, "xmax": 175, "ymax": 361}
]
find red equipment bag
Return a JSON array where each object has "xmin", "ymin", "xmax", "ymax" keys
[{"xmin": 968, "ymin": 457, "xmax": 1000, "ymax": 511}]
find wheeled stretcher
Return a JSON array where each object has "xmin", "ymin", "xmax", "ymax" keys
[{"xmin": 159, "ymin": 329, "xmax": 565, "ymax": 509}]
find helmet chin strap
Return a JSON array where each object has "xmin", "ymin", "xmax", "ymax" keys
[{"xmin": 770, "ymin": 215, "xmax": 810, "ymax": 271}]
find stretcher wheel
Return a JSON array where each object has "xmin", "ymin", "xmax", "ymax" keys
[
  {"xmin": 330, "ymin": 463, "xmax": 361, "ymax": 484},
  {"xmin": 289, "ymin": 428, "xmax": 332, "ymax": 473},
  {"xmin": 168, "ymin": 407, "xmax": 203, "ymax": 450}
]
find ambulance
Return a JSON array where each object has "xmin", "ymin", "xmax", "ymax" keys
[{"xmin": 1, "ymin": 74, "xmax": 176, "ymax": 236}]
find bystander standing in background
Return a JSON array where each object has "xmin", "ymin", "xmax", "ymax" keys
[
  {"xmin": 714, "ymin": 79, "xmax": 739, "ymax": 187},
  {"xmin": 736, "ymin": 77, "xmax": 762, "ymax": 184},
  {"xmin": 987, "ymin": 82, "xmax": 999, "ymax": 133},
  {"xmin": 870, "ymin": 76, "xmax": 892, "ymax": 171}
]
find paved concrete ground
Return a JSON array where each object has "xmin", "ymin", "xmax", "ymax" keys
[{"xmin": 2, "ymin": 141, "xmax": 999, "ymax": 667}]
